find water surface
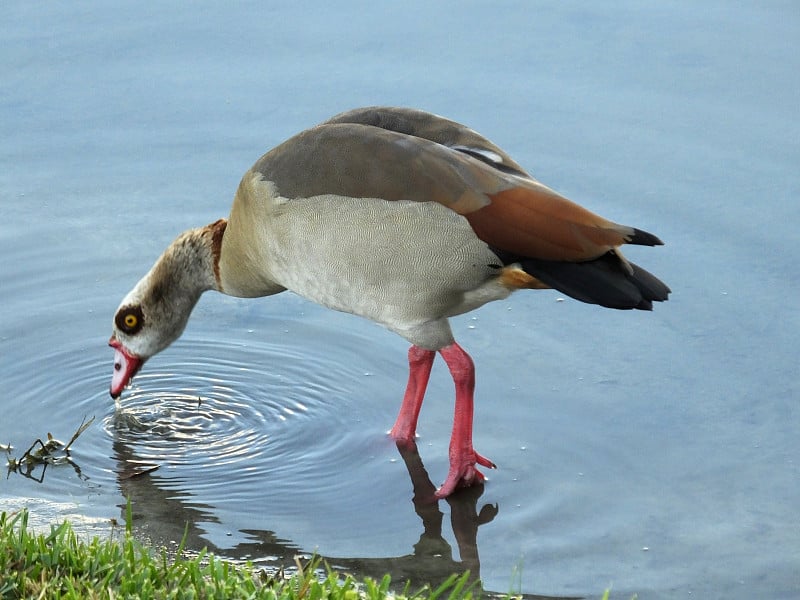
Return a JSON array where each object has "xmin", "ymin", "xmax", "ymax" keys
[{"xmin": 1, "ymin": 2, "xmax": 798, "ymax": 598}]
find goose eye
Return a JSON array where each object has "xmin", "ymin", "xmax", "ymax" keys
[{"xmin": 116, "ymin": 306, "xmax": 144, "ymax": 335}]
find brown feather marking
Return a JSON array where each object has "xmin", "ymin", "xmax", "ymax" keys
[
  {"xmin": 208, "ymin": 218, "xmax": 228, "ymax": 291},
  {"xmin": 466, "ymin": 186, "xmax": 634, "ymax": 261},
  {"xmin": 499, "ymin": 266, "xmax": 550, "ymax": 290}
]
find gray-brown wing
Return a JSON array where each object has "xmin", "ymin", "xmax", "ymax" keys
[{"xmin": 251, "ymin": 120, "xmax": 508, "ymax": 214}]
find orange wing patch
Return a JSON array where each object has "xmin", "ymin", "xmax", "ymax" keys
[
  {"xmin": 465, "ymin": 184, "xmax": 634, "ymax": 261},
  {"xmin": 499, "ymin": 266, "xmax": 550, "ymax": 290}
]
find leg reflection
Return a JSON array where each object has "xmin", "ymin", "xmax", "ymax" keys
[{"xmin": 395, "ymin": 440, "xmax": 498, "ymax": 588}]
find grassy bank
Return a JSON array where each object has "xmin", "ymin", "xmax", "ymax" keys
[{"xmin": 0, "ymin": 509, "xmax": 478, "ymax": 600}]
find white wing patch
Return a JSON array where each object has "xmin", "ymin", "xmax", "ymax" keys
[{"xmin": 451, "ymin": 145, "xmax": 505, "ymax": 166}]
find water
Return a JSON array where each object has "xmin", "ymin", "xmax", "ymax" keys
[{"xmin": 2, "ymin": 2, "xmax": 798, "ymax": 598}]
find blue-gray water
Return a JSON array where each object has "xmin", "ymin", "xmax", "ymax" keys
[{"xmin": 1, "ymin": 2, "xmax": 798, "ymax": 598}]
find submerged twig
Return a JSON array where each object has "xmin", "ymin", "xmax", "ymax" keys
[
  {"xmin": 63, "ymin": 415, "xmax": 95, "ymax": 453},
  {"xmin": 6, "ymin": 415, "xmax": 95, "ymax": 482}
]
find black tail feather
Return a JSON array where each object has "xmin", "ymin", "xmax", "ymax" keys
[
  {"xmin": 628, "ymin": 227, "xmax": 664, "ymax": 247},
  {"xmin": 514, "ymin": 251, "xmax": 670, "ymax": 311}
]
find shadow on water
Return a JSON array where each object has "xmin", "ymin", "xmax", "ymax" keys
[{"xmin": 112, "ymin": 436, "xmax": 579, "ymax": 600}]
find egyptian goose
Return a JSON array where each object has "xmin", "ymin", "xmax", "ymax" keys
[{"xmin": 109, "ymin": 107, "xmax": 669, "ymax": 498}]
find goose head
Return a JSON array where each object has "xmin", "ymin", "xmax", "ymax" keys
[{"xmin": 109, "ymin": 223, "xmax": 224, "ymax": 398}]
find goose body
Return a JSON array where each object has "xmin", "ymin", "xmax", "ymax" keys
[{"xmin": 110, "ymin": 107, "xmax": 669, "ymax": 497}]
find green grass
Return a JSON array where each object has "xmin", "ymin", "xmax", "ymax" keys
[
  {"xmin": 0, "ymin": 507, "xmax": 481, "ymax": 600},
  {"xmin": 1, "ymin": 507, "xmax": 627, "ymax": 600}
]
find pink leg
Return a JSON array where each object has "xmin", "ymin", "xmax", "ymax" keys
[
  {"xmin": 389, "ymin": 345, "xmax": 435, "ymax": 444},
  {"xmin": 435, "ymin": 342, "xmax": 496, "ymax": 499}
]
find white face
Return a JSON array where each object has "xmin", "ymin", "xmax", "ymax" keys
[{"xmin": 111, "ymin": 274, "xmax": 180, "ymax": 358}]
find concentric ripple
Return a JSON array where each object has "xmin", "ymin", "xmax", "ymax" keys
[
  {"xmin": 2, "ymin": 316, "xmax": 407, "ymax": 510},
  {"xmin": 103, "ymin": 324, "xmax": 403, "ymax": 502}
]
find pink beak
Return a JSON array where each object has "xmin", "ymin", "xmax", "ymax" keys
[{"xmin": 109, "ymin": 338, "xmax": 143, "ymax": 399}]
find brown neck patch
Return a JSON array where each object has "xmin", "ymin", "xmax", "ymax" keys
[{"xmin": 208, "ymin": 218, "xmax": 228, "ymax": 291}]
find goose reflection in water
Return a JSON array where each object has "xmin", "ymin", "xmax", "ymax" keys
[{"xmin": 113, "ymin": 437, "xmax": 577, "ymax": 600}]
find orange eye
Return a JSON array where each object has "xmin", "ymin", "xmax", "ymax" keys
[{"xmin": 124, "ymin": 314, "xmax": 138, "ymax": 329}]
